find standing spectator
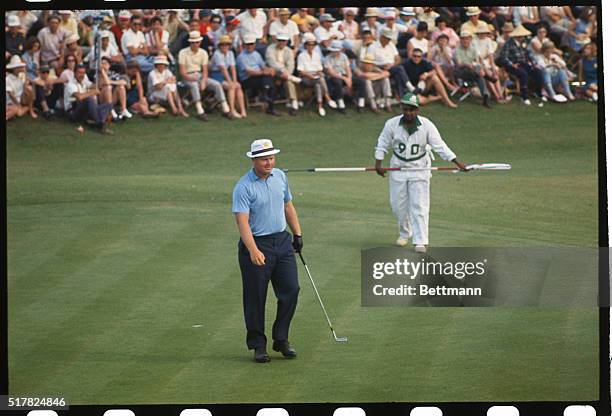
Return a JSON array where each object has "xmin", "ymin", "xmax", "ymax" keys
[
  {"xmin": 402, "ymin": 48, "xmax": 458, "ymax": 108},
  {"xmin": 324, "ymin": 40, "xmax": 352, "ymax": 113},
  {"xmin": 6, "ymin": 55, "xmax": 37, "ymax": 120},
  {"xmin": 579, "ymin": 42, "xmax": 597, "ymax": 102},
  {"xmin": 268, "ymin": 8, "xmax": 299, "ymax": 53},
  {"xmin": 58, "ymin": 10, "xmax": 78, "ymax": 37},
  {"xmin": 98, "ymin": 56, "xmax": 131, "ymax": 119},
  {"xmin": 540, "ymin": 41, "xmax": 574, "ymax": 101},
  {"xmin": 178, "ymin": 31, "xmax": 234, "ymax": 121},
  {"xmin": 124, "ymin": 61, "xmax": 158, "ymax": 117},
  {"xmin": 32, "ymin": 65, "xmax": 63, "ymax": 118},
  {"xmin": 122, "ymin": 15, "xmax": 154, "ymax": 73},
  {"xmin": 147, "ymin": 54, "xmax": 188, "ymax": 117},
  {"xmin": 265, "ymin": 34, "xmax": 301, "ymax": 115},
  {"xmin": 111, "ymin": 10, "xmax": 132, "ymax": 53},
  {"xmin": 236, "ymin": 34, "xmax": 279, "ymax": 116},
  {"xmin": 461, "ymin": 7, "xmax": 488, "ymax": 36},
  {"xmin": 497, "ymin": 24, "xmax": 544, "ymax": 105},
  {"xmin": 453, "ymin": 31, "xmax": 492, "ymax": 107},
  {"xmin": 291, "ymin": 8, "xmax": 318, "ymax": 34},
  {"xmin": 353, "ymin": 54, "xmax": 392, "ymax": 113},
  {"xmin": 64, "ymin": 64, "xmax": 113, "ymax": 134},
  {"xmin": 37, "ymin": 14, "xmax": 68, "ymax": 70},
  {"xmin": 431, "ymin": 16, "xmax": 460, "ymax": 49},
  {"xmin": 297, "ymin": 33, "xmax": 335, "ymax": 117},
  {"xmin": 22, "ymin": 36, "xmax": 41, "ymax": 81},
  {"xmin": 210, "ymin": 35, "xmax": 246, "ymax": 118},
  {"xmin": 146, "ymin": 16, "xmax": 172, "ymax": 60},
  {"xmin": 6, "ymin": 15, "xmax": 26, "ymax": 58}
]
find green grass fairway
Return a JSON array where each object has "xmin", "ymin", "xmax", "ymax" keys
[{"xmin": 7, "ymin": 100, "xmax": 599, "ymax": 404}]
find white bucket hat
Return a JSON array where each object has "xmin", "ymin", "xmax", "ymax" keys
[
  {"xmin": 7, "ymin": 15, "xmax": 21, "ymax": 27},
  {"xmin": 247, "ymin": 139, "xmax": 280, "ymax": 158},
  {"xmin": 153, "ymin": 55, "xmax": 169, "ymax": 65},
  {"xmin": 6, "ymin": 55, "xmax": 26, "ymax": 69},
  {"xmin": 188, "ymin": 31, "xmax": 203, "ymax": 42}
]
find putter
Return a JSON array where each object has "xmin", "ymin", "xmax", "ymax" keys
[{"xmin": 297, "ymin": 251, "xmax": 348, "ymax": 343}]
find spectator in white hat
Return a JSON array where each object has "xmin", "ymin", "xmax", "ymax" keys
[
  {"xmin": 147, "ymin": 54, "xmax": 188, "ymax": 117},
  {"xmin": 474, "ymin": 24, "xmax": 506, "ymax": 103},
  {"xmin": 265, "ymin": 34, "xmax": 301, "ymax": 115},
  {"xmin": 6, "ymin": 15, "xmax": 26, "ymax": 59},
  {"xmin": 339, "ymin": 8, "xmax": 360, "ymax": 43},
  {"xmin": 37, "ymin": 14, "xmax": 68, "ymax": 70},
  {"xmin": 363, "ymin": 8, "xmax": 382, "ymax": 40},
  {"xmin": 210, "ymin": 35, "xmax": 247, "ymax": 118},
  {"xmin": 6, "ymin": 55, "xmax": 37, "ymax": 121},
  {"xmin": 323, "ymin": 40, "xmax": 352, "ymax": 113},
  {"xmin": 62, "ymin": 32, "xmax": 83, "ymax": 64},
  {"xmin": 314, "ymin": 13, "xmax": 344, "ymax": 46},
  {"xmin": 376, "ymin": 27, "xmax": 411, "ymax": 100},
  {"xmin": 58, "ymin": 10, "xmax": 78, "ymax": 37},
  {"xmin": 398, "ymin": 7, "xmax": 419, "ymax": 37},
  {"xmin": 380, "ymin": 9, "xmax": 405, "ymax": 45},
  {"xmin": 178, "ymin": 31, "xmax": 234, "ymax": 121},
  {"xmin": 297, "ymin": 33, "xmax": 335, "ymax": 116},
  {"xmin": 461, "ymin": 7, "xmax": 487, "ymax": 37},
  {"xmin": 268, "ymin": 8, "xmax": 299, "ymax": 53},
  {"xmin": 353, "ymin": 54, "xmax": 392, "ymax": 113}
]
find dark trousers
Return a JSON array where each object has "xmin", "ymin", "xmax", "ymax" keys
[
  {"xmin": 241, "ymin": 75, "xmax": 275, "ymax": 108},
  {"xmin": 35, "ymin": 83, "xmax": 63, "ymax": 110},
  {"xmin": 238, "ymin": 231, "xmax": 300, "ymax": 350},
  {"xmin": 67, "ymin": 96, "xmax": 113, "ymax": 126},
  {"xmin": 389, "ymin": 65, "xmax": 410, "ymax": 97},
  {"xmin": 326, "ymin": 76, "xmax": 345, "ymax": 101},
  {"xmin": 504, "ymin": 62, "xmax": 544, "ymax": 99},
  {"xmin": 352, "ymin": 76, "xmax": 367, "ymax": 100},
  {"xmin": 454, "ymin": 66, "xmax": 490, "ymax": 97}
]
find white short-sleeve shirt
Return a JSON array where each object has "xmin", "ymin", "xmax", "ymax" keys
[
  {"xmin": 121, "ymin": 29, "xmax": 147, "ymax": 54},
  {"xmin": 269, "ymin": 20, "xmax": 299, "ymax": 39},
  {"xmin": 297, "ymin": 50, "xmax": 323, "ymax": 73}
]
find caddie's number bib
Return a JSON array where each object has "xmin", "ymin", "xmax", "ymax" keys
[{"xmin": 411, "ymin": 144, "xmax": 419, "ymax": 155}]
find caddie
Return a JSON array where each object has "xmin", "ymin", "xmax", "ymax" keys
[
  {"xmin": 232, "ymin": 139, "xmax": 303, "ymax": 363},
  {"xmin": 374, "ymin": 92, "xmax": 467, "ymax": 253}
]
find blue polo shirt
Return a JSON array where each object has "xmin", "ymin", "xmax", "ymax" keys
[
  {"xmin": 236, "ymin": 49, "xmax": 266, "ymax": 81},
  {"xmin": 232, "ymin": 168, "xmax": 292, "ymax": 236}
]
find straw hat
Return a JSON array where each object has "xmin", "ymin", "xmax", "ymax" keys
[
  {"xmin": 475, "ymin": 24, "xmax": 490, "ymax": 34},
  {"xmin": 361, "ymin": 54, "xmax": 376, "ymax": 64},
  {"xmin": 465, "ymin": 7, "xmax": 481, "ymax": 16},
  {"xmin": 502, "ymin": 22, "xmax": 514, "ymax": 33},
  {"xmin": 218, "ymin": 35, "xmax": 232, "ymax": 45},
  {"xmin": 153, "ymin": 55, "xmax": 169, "ymax": 65},
  {"xmin": 188, "ymin": 31, "xmax": 203, "ymax": 43},
  {"xmin": 459, "ymin": 30, "xmax": 472, "ymax": 38},
  {"xmin": 509, "ymin": 24, "xmax": 532, "ymax": 37},
  {"xmin": 278, "ymin": 8, "xmax": 290, "ymax": 16},
  {"xmin": 365, "ymin": 8, "xmax": 379, "ymax": 18},
  {"xmin": 247, "ymin": 139, "xmax": 280, "ymax": 158}
]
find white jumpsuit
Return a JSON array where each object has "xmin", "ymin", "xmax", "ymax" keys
[{"xmin": 375, "ymin": 115, "xmax": 457, "ymax": 245}]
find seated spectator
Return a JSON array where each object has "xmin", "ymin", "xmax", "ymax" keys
[
  {"xmin": 375, "ymin": 28, "xmax": 411, "ymax": 99},
  {"xmin": 353, "ymin": 54, "xmax": 391, "ymax": 113},
  {"xmin": 221, "ymin": 15, "xmax": 243, "ymax": 52},
  {"xmin": 428, "ymin": 34, "xmax": 457, "ymax": 91},
  {"xmin": 431, "ymin": 16, "xmax": 460, "ymax": 49},
  {"xmin": 63, "ymin": 33, "xmax": 83, "ymax": 64},
  {"xmin": 37, "ymin": 14, "xmax": 68, "ymax": 70},
  {"xmin": 6, "ymin": 55, "xmax": 37, "ymax": 120},
  {"xmin": 265, "ymin": 34, "xmax": 301, "ymax": 115},
  {"xmin": 14, "ymin": 10, "xmax": 38, "ymax": 36},
  {"xmin": 402, "ymin": 47, "xmax": 458, "ymax": 108},
  {"xmin": 579, "ymin": 42, "xmax": 597, "ymax": 102},
  {"xmin": 147, "ymin": 54, "xmax": 188, "ymax": 117},
  {"xmin": 540, "ymin": 41, "xmax": 574, "ymax": 102},
  {"xmin": 339, "ymin": 8, "xmax": 360, "ymax": 50},
  {"xmin": 512, "ymin": 6, "xmax": 540, "ymax": 34},
  {"xmin": 363, "ymin": 8, "xmax": 382, "ymax": 40},
  {"xmin": 528, "ymin": 24, "xmax": 556, "ymax": 66},
  {"xmin": 540, "ymin": 6, "xmax": 575, "ymax": 46},
  {"xmin": 178, "ymin": 31, "xmax": 234, "ymax": 121},
  {"xmin": 124, "ymin": 60, "xmax": 158, "ymax": 117},
  {"xmin": 237, "ymin": 34, "xmax": 279, "ymax": 116},
  {"xmin": 417, "ymin": 7, "xmax": 440, "ymax": 32},
  {"xmin": 297, "ymin": 32, "xmax": 335, "ymax": 117},
  {"xmin": 210, "ymin": 35, "xmax": 246, "ymax": 118},
  {"xmin": 64, "ymin": 64, "xmax": 113, "ymax": 134},
  {"xmin": 461, "ymin": 7, "xmax": 487, "ymax": 37},
  {"xmin": 407, "ymin": 22, "xmax": 430, "ymax": 58},
  {"xmin": 163, "ymin": 9, "xmax": 189, "ymax": 46},
  {"xmin": 85, "ymin": 31, "xmax": 124, "ymax": 71},
  {"xmin": 315, "ymin": 13, "xmax": 344, "ymax": 48},
  {"xmin": 497, "ymin": 24, "xmax": 544, "ymax": 105},
  {"xmin": 567, "ymin": 7, "xmax": 596, "ymax": 52},
  {"xmin": 98, "ymin": 56, "xmax": 132, "ymax": 119},
  {"xmin": 237, "ymin": 8, "xmax": 267, "ymax": 55},
  {"xmin": 6, "ymin": 15, "xmax": 26, "ymax": 59},
  {"xmin": 58, "ymin": 10, "xmax": 78, "ymax": 37},
  {"xmin": 146, "ymin": 16, "xmax": 172, "ymax": 61},
  {"xmin": 453, "ymin": 31, "xmax": 492, "ymax": 107},
  {"xmin": 22, "ymin": 36, "xmax": 41, "ymax": 81},
  {"xmin": 202, "ymin": 14, "xmax": 223, "ymax": 53},
  {"xmin": 380, "ymin": 10, "xmax": 405, "ymax": 45},
  {"xmin": 324, "ymin": 40, "xmax": 352, "ymax": 113},
  {"xmin": 397, "ymin": 7, "xmax": 418, "ymax": 38},
  {"xmin": 111, "ymin": 10, "xmax": 132, "ymax": 53},
  {"xmin": 122, "ymin": 16, "xmax": 154, "ymax": 74},
  {"xmin": 495, "ymin": 22, "xmax": 514, "ymax": 54},
  {"xmin": 172, "ymin": 18, "xmax": 204, "ymax": 57},
  {"xmin": 474, "ymin": 25, "xmax": 506, "ymax": 102},
  {"xmin": 32, "ymin": 65, "xmax": 63, "ymax": 118},
  {"xmin": 291, "ymin": 8, "xmax": 318, "ymax": 34},
  {"xmin": 268, "ymin": 8, "xmax": 300, "ymax": 53}
]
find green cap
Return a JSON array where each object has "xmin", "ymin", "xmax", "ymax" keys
[{"xmin": 400, "ymin": 92, "xmax": 420, "ymax": 108}]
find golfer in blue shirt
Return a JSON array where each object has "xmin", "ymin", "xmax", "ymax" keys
[{"xmin": 232, "ymin": 139, "xmax": 303, "ymax": 363}]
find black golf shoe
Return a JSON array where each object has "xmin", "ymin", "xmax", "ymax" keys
[
  {"xmin": 254, "ymin": 347, "xmax": 270, "ymax": 363},
  {"xmin": 272, "ymin": 340, "xmax": 297, "ymax": 358}
]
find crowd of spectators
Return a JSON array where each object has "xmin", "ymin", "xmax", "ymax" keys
[{"xmin": 5, "ymin": 6, "xmax": 599, "ymax": 133}]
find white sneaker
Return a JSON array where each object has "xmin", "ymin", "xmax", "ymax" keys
[
  {"xmin": 318, "ymin": 107, "xmax": 326, "ymax": 117},
  {"xmin": 358, "ymin": 97, "xmax": 365, "ymax": 107},
  {"xmin": 327, "ymin": 99, "xmax": 338, "ymax": 109},
  {"xmin": 523, "ymin": 99, "xmax": 532, "ymax": 106},
  {"xmin": 414, "ymin": 245, "xmax": 427, "ymax": 253},
  {"xmin": 121, "ymin": 109, "xmax": 133, "ymax": 119},
  {"xmin": 338, "ymin": 98, "xmax": 345, "ymax": 109},
  {"xmin": 396, "ymin": 237, "xmax": 409, "ymax": 247},
  {"xmin": 291, "ymin": 100, "xmax": 299, "ymax": 110},
  {"xmin": 288, "ymin": 75, "xmax": 302, "ymax": 84},
  {"xmin": 592, "ymin": 92, "xmax": 598, "ymax": 102},
  {"xmin": 111, "ymin": 109, "xmax": 118, "ymax": 119}
]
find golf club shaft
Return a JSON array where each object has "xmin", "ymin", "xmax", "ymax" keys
[
  {"xmin": 283, "ymin": 163, "xmax": 511, "ymax": 173},
  {"xmin": 298, "ymin": 252, "xmax": 336, "ymax": 333}
]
